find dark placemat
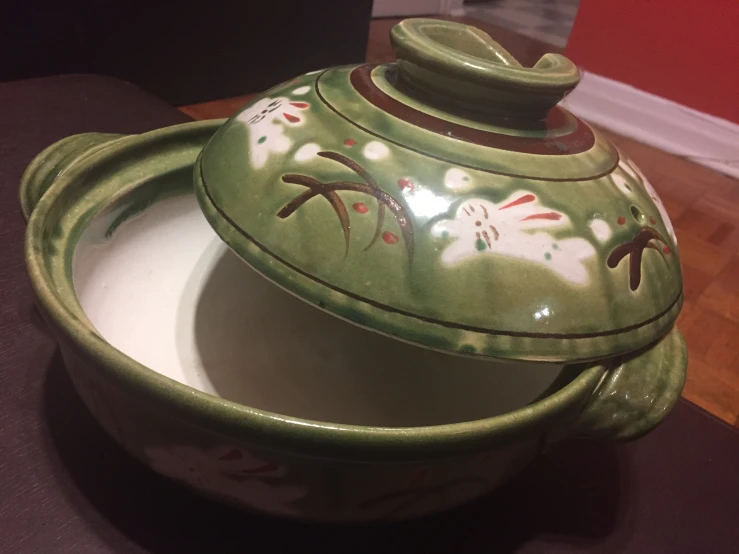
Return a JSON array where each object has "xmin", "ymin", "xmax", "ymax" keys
[
  {"xmin": 1, "ymin": 75, "xmax": 738, "ymax": 553},
  {"xmin": 2, "ymin": 1, "xmax": 373, "ymax": 105}
]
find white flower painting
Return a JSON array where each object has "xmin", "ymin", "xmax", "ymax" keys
[
  {"xmin": 145, "ymin": 444, "xmax": 305, "ymax": 516},
  {"xmin": 432, "ymin": 191, "xmax": 596, "ymax": 285},
  {"xmin": 237, "ymin": 96, "xmax": 310, "ymax": 169}
]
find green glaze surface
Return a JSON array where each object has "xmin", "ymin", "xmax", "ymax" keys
[
  {"xmin": 570, "ymin": 325, "xmax": 687, "ymax": 441},
  {"xmin": 22, "ymin": 120, "xmax": 687, "ymax": 521},
  {"xmin": 20, "ymin": 132, "xmax": 124, "ymax": 220},
  {"xmin": 196, "ymin": 19, "xmax": 682, "ymax": 362}
]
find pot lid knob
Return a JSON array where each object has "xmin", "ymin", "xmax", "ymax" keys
[{"xmin": 391, "ymin": 18, "xmax": 580, "ymax": 120}]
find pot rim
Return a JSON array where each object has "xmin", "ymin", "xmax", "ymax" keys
[{"xmin": 24, "ymin": 120, "xmax": 607, "ymax": 463}]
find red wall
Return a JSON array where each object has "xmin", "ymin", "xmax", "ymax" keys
[{"xmin": 565, "ymin": 0, "xmax": 739, "ymax": 124}]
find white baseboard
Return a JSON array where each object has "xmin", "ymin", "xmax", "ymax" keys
[
  {"xmin": 441, "ymin": 0, "xmax": 465, "ymax": 15},
  {"xmin": 372, "ymin": 0, "xmax": 447, "ymax": 18},
  {"xmin": 560, "ymin": 71, "xmax": 739, "ymax": 180}
]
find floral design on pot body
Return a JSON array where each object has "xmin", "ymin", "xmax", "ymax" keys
[
  {"xmin": 432, "ymin": 191, "xmax": 596, "ymax": 285},
  {"xmin": 145, "ymin": 445, "xmax": 306, "ymax": 516},
  {"xmin": 359, "ymin": 473, "xmax": 490, "ymax": 519},
  {"xmin": 237, "ymin": 96, "xmax": 310, "ymax": 169}
]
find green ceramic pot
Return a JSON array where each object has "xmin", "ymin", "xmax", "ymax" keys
[{"xmin": 22, "ymin": 19, "xmax": 687, "ymax": 522}]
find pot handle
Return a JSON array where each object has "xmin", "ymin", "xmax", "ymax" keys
[
  {"xmin": 20, "ymin": 133, "xmax": 124, "ymax": 220},
  {"xmin": 564, "ymin": 325, "xmax": 687, "ymax": 442}
]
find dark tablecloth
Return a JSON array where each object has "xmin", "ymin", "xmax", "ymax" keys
[{"xmin": 1, "ymin": 74, "xmax": 738, "ymax": 553}]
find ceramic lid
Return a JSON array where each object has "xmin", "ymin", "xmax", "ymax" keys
[{"xmin": 194, "ymin": 18, "xmax": 683, "ymax": 363}]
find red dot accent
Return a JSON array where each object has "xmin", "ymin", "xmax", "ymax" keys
[
  {"xmin": 650, "ymin": 216, "xmax": 657, "ymax": 224},
  {"xmin": 283, "ymin": 112, "xmax": 300, "ymax": 123},
  {"xmin": 352, "ymin": 202, "xmax": 368, "ymax": 214},
  {"xmin": 382, "ymin": 231, "xmax": 399, "ymax": 244},
  {"xmin": 289, "ymin": 102, "xmax": 309, "ymax": 109},
  {"xmin": 617, "ymin": 216, "xmax": 626, "ymax": 225},
  {"xmin": 397, "ymin": 178, "xmax": 413, "ymax": 191},
  {"xmin": 663, "ymin": 246, "xmax": 671, "ymax": 254},
  {"xmin": 343, "ymin": 138, "xmax": 356, "ymax": 146}
]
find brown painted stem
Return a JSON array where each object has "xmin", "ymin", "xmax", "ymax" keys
[
  {"xmin": 608, "ymin": 226, "xmax": 670, "ymax": 290},
  {"xmin": 277, "ymin": 151, "xmax": 415, "ymax": 263}
]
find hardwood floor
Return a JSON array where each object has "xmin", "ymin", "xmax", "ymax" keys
[{"xmin": 180, "ymin": 17, "xmax": 739, "ymax": 428}]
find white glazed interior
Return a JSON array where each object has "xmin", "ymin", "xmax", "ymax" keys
[{"xmin": 73, "ymin": 190, "xmax": 566, "ymax": 427}]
